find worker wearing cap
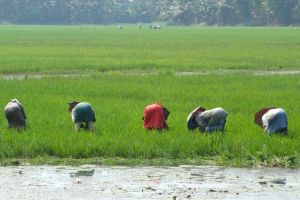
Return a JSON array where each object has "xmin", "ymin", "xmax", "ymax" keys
[{"xmin": 187, "ymin": 107, "xmax": 228, "ymax": 132}]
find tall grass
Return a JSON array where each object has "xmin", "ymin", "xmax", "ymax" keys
[
  {"xmin": 0, "ymin": 25, "xmax": 300, "ymax": 73},
  {"xmin": 0, "ymin": 74, "xmax": 299, "ymax": 166}
]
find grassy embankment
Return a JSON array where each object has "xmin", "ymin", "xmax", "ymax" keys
[{"xmin": 0, "ymin": 25, "xmax": 299, "ymax": 166}]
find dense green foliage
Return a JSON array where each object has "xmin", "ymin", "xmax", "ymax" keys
[
  {"xmin": 0, "ymin": 25, "xmax": 299, "ymax": 167},
  {"xmin": 0, "ymin": 74, "xmax": 299, "ymax": 166},
  {"xmin": 0, "ymin": 25, "xmax": 300, "ymax": 73},
  {"xmin": 1, "ymin": 0, "xmax": 300, "ymax": 25}
]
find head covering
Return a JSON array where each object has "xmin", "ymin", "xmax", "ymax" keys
[
  {"xmin": 262, "ymin": 108, "xmax": 287, "ymax": 134},
  {"xmin": 254, "ymin": 107, "xmax": 275, "ymax": 128},
  {"xmin": 143, "ymin": 103, "xmax": 166, "ymax": 129},
  {"xmin": 11, "ymin": 99, "xmax": 21, "ymax": 104},
  {"xmin": 162, "ymin": 107, "xmax": 170, "ymax": 120},
  {"xmin": 187, "ymin": 107, "xmax": 206, "ymax": 130},
  {"xmin": 68, "ymin": 101, "xmax": 80, "ymax": 112}
]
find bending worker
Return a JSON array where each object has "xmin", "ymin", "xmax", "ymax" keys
[
  {"xmin": 143, "ymin": 103, "xmax": 170, "ymax": 130},
  {"xmin": 4, "ymin": 99, "xmax": 26, "ymax": 130},
  {"xmin": 68, "ymin": 101, "xmax": 96, "ymax": 132},
  {"xmin": 187, "ymin": 107, "xmax": 228, "ymax": 132},
  {"xmin": 255, "ymin": 107, "xmax": 288, "ymax": 135}
]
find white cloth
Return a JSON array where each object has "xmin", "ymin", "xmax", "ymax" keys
[
  {"xmin": 262, "ymin": 108, "xmax": 287, "ymax": 134},
  {"xmin": 195, "ymin": 107, "xmax": 228, "ymax": 131},
  {"xmin": 4, "ymin": 99, "xmax": 23, "ymax": 111}
]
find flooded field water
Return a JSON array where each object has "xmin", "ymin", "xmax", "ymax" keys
[
  {"xmin": 1, "ymin": 69, "xmax": 300, "ymax": 80},
  {"xmin": 0, "ymin": 165, "xmax": 299, "ymax": 200}
]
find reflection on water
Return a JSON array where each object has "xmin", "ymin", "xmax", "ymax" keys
[
  {"xmin": 0, "ymin": 165, "xmax": 299, "ymax": 200},
  {"xmin": 70, "ymin": 169, "xmax": 95, "ymax": 177}
]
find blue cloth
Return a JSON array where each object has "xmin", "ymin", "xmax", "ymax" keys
[
  {"xmin": 264, "ymin": 109, "xmax": 287, "ymax": 134},
  {"xmin": 195, "ymin": 108, "xmax": 228, "ymax": 132},
  {"xmin": 187, "ymin": 119, "xmax": 199, "ymax": 130},
  {"xmin": 5, "ymin": 108, "xmax": 26, "ymax": 128},
  {"xmin": 73, "ymin": 102, "xmax": 96, "ymax": 123},
  {"xmin": 205, "ymin": 123, "xmax": 226, "ymax": 132}
]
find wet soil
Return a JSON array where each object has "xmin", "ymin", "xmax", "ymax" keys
[
  {"xmin": 1, "ymin": 69, "xmax": 300, "ymax": 80},
  {"xmin": 0, "ymin": 165, "xmax": 299, "ymax": 200}
]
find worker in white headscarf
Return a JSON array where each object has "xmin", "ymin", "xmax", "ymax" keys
[
  {"xmin": 4, "ymin": 99, "xmax": 26, "ymax": 130},
  {"xmin": 262, "ymin": 108, "xmax": 288, "ymax": 135}
]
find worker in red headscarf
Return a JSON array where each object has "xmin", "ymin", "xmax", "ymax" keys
[{"xmin": 143, "ymin": 103, "xmax": 170, "ymax": 130}]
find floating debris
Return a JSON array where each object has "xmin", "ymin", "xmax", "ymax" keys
[
  {"xmin": 270, "ymin": 179, "xmax": 286, "ymax": 185},
  {"xmin": 259, "ymin": 181, "xmax": 268, "ymax": 185},
  {"xmin": 70, "ymin": 169, "xmax": 95, "ymax": 177},
  {"xmin": 73, "ymin": 178, "xmax": 82, "ymax": 184},
  {"xmin": 145, "ymin": 187, "xmax": 156, "ymax": 191}
]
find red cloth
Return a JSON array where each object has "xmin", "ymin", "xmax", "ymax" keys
[
  {"xmin": 254, "ymin": 107, "xmax": 275, "ymax": 128},
  {"xmin": 143, "ymin": 103, "xmax": 166, "ymax": 129}
]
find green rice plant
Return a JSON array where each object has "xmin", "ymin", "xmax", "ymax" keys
[
  {"xmin": 0, "ymin": 25, "xmax": 300, "ymax": 73},
  {"xmin": 0, "ymin": 73, "xmax": 299, "ymax": 166}
]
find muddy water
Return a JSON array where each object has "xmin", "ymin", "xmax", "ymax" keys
[
  {"xmin": 1, "ymin": 69, "xmax": 300, "ymax": 80},
  {"xmin": 0, "ymin": 166, "xmax": 299, "ymax": 200}
]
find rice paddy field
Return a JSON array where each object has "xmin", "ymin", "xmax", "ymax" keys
[{"xmin": 0, "ymin": 25, "xmax": 300, "ymax": 167}]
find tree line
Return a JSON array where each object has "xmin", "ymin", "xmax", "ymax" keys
[{"xmin": 0, "ymin": 0, "xmax": 300, "ymax": 26}]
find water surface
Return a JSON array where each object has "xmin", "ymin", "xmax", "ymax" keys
[{"xmin": 0, "ymin": 166, "xmax": 299, "ymax": 200}]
